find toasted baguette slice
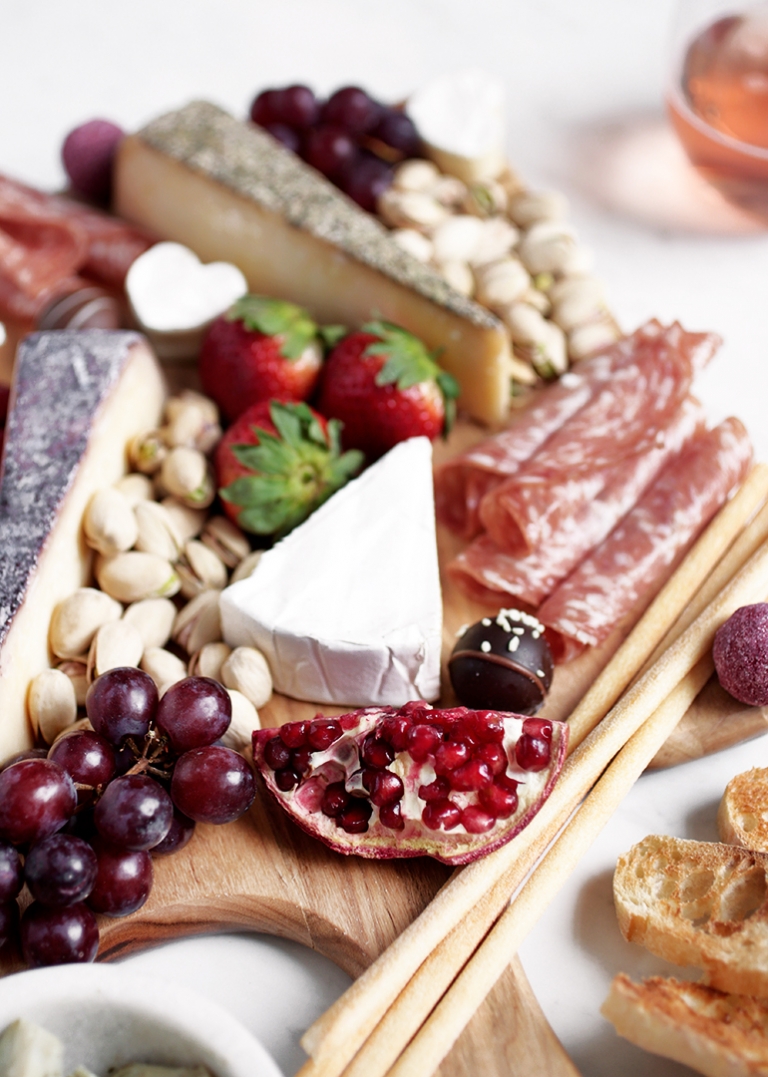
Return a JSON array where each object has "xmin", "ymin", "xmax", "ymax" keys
[
  {"xmin": 719, "ymin": 768, "xmax": 768, "ymax": 851},
  {"xmin": 614, "ymin": 834, "xmax": 768, "ymax": 997},
  {"xmin": 602, "ymin": 973, "xmax": 768, "ymax": 1077}
]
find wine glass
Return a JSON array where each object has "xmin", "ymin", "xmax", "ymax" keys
[{"xmin": 667, "ymin": 0, "xmax": 768, "ymax": 219}]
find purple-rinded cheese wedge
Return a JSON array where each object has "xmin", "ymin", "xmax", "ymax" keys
[{"xmin": 0, "ymin": 330, "xmax": 165, "ymax": 763}]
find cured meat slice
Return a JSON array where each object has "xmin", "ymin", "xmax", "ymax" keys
[
  {"xmin": 0, "ymin": 174, "xmax": 154, "ymax": 321},
  {"xmin": 539, "ymin": 417, "xmax": 752, "ymax": 661},
  {"xmin": 434, "ymin": 321, "xmax": 718, "ymax": 541},
  {"xmin": 477, "ymin": 322, "xmax": 720, "ymax": 555},
  {"xmin": 449, "ymin": 396, "xmax": 704, "ymax": 606}
]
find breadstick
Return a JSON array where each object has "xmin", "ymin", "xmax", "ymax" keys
[
  {"xmin": 386, "ymin": 658, "xmax": 713, "ymax": 1077},
  {"xmin": 300, "ymin": 490, "xmax": 768, "ymax": 1076}
]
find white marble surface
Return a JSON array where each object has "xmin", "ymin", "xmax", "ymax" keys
[{"xmin": 4, "ymin": 1, "xmax": 768, "ymax": 1074}]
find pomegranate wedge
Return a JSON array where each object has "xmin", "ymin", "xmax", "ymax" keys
[{"xmin": 252, "ymin": 702, "xmax": 567, "ymax": 865}]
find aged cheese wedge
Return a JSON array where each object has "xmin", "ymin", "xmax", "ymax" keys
[
  {"xmin": 113, "ymin": 101, "xmax": 511, "ymax": 426},
  {"xmin": 0, "ymin": 330, "xmax": 165, "ymax": 763},
  {"xmin": 220, "ymin": 437, "xmax": 442, "ymax": 707}
]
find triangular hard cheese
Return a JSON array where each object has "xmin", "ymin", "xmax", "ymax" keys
[
  {"xmin": 0, "ymin": 330, "xmax": 166, "ymax": 763},
  {"xmin": 220, "ymin": 437, "xmax": 442, "ymax": 707}
]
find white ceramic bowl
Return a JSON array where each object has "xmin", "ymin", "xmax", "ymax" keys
[{"xmin": 0, "ymin": 963, "xmax": 283, "ymax": 1076}]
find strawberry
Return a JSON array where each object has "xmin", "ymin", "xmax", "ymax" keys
[
  {"xmin": 216, "ymin": 399, "xmax": 364, "ymax": 537},
  {"xmin": 317, "ymin": 320, "xmax": 460, "ymax": 458},
  {"xmin": 199, "ymin": 295, "xmax": 327, "ymax": 422}
]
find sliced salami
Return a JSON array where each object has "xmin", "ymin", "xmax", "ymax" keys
[
  {"xmin": 0, "ymin": 174, "xmax": 154, "ymax": 321},
  {"xmin": 434, "ymin": 321, "xmax": 719, "ymax": 542},
  {"xmin": 478, "ymin": 323, "xmax": 719, "ymax": 555},
  {"xmin": 538, "ymin": 417, "xmax": 752, "ymax": 661},
  {"xmin": 448, "ymin": 396, "xmax": 704, "ymax": 606}
]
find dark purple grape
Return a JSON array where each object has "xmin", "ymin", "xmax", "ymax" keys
[
  {"xmin": 0, "ymin": 841, "xmax": 23, "ymax": 901},
  {"xmin": 340, "ymin": 153, "xmax": 393, "ymax": 212},
  {"xmin": 94, "ymin": 774, "xmax": 173, "ymax": 850},
  {"xmin": 0, "ymin": 900, "xmax": 19, "ymax": 950},
  {"xmin": 372, "ymin": 108, "xmax": 422, "ymax": 157},
  {"xmin": 0, "ymin": 760, "xmax": 76, "ymax": 846},
  {"xmin": 25, "ymin": 834, "xmax": 98, "ymax": 907},
  {"xmin": 21, "ymin": 901, "xmax": 99, "ymax": 966},
  {"xmin": 322, "ymin": 86, "xmax": 382, "ymax": 134},
  {"xmin": 171, "ymin": 746, "xmax": 255, "ymax": 824},
  {"xmin": 151, "ymin": 808, "xmax": 196, "ymax": 856},
  {"xmin": 264, "ymin": 122, "xmax": 302, "ymax": 154},
  {"xmin": 0, "ymin": 748, "xmax": 48, "ymax": 771},
  {"xmin": 87, "ymin": 839, "xmax": 153, "ymax": 917},
  {"xmin": 156, "ymin": 677, "xmax": 231, "ymax": 754},
  {"xmin": 48, "ymin": 730, "xmax": 116, "ymax": 789},
  {"xmin": 277, "ymin": 84, "xmax": 319, "ymax": 128},
  {"xmin": 304, "ymin": 125, "xmax": 358, "ymax": 179},
  {"xmin": 86, "ymin": 667, "xmax": 158, "ymax": 745},
  {"xmin": 61, "ymin": 118, "xmax": 124, "ymax": 202},
  {"xmin": 250, "ymin": 88, "xmax": 283, "ymax": 127}
]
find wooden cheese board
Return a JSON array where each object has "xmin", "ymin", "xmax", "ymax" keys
[{"xmin": 1, "ymin": 404, "xmax": 767, "ymax": 1076}]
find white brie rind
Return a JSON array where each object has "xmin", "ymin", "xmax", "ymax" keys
[{"xmin": 220, "ymin": 437, "xmax": 442, "ymax": 707}]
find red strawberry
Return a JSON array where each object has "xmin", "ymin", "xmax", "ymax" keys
[
  {"xmin": 199, "ymin": 295, "xmax": 325, "ymax": 422},
  {"xmin": 215, "ymin": 399, "xmax": 363, "ymax": 537},
  {"xmin": 317, "ymin": 320, "xmax": 460, "ymax": 458}
]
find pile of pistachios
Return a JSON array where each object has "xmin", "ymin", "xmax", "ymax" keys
[
  {"xmin": 28, "ymin": 389, "xmax": 271, "ymax": 752},
  {"xmin": 378, "ymin": 159, "xmax": 620, "ymax": 386}
]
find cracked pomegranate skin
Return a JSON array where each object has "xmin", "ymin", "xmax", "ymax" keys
[
  {"xmin": 713, "ymin": 603, "xmax": 768, "ymax": 706},
  {"xmin": 253, "ymin": 702, "xmax": 568, "ymax": 866}
]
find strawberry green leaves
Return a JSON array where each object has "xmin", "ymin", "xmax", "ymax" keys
[
  {"xmin": 227, "ymin": 296, "xmax": 320, "ymax": 361},
  {"xmin": 363, "ymin": 320, "xmax": 460, "ymax": 434},
  {"xmin": 219, "ymin": 401, "xmax": 364, "ymax": 537}
]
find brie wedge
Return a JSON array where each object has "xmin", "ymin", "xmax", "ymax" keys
[
  {"xmin": 0, "ymin": 331, "xmax": 166, "ymax": 763},
  {"xmin": 220, "ymin": 437, "xmax": 442, "ymax": 707}
]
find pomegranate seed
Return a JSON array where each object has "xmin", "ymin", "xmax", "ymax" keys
[
  {"xmin": 434, "ymin": 741, "xmax": 470, "ymax": 775},
  {"xmin": 368, "ymin": 771, "xmax": 404, "ymax": 807},
  {"xmin": 523, "ymin": 718, "xmax": 552, "ymax": 741},
  {"xmin": 515, "ymin": 733, "xmax": 551, "ymax": 771},
  {"xmin": 479, "ymin": 781, "xmax": 519, "ymax": 818},
  {"xmin": 379, "ymin": 801, "xmax": 404, "ymax": 830},
  {"xmin": 321, "ymin": 781, "xmax": 349, "ymax": 817},
  {"xmin": 362, "ymin": 736, "xmax": 394, "ymax": 769},
  {"xmin": 338, "ymin": 800, "xmax": 372, "ymax": 834},
  {"xmin": 307, "ymin": 719, "xmax": 342, "ymax": 751},
  {"xmin": 399, "ymin": 701, "xmax": 432, "ymax": 723},
  {"xmin": 280, "ymin": 721, "xmax": 309, "ymax": 748},
  {"xmin": 422, "ymin": 798, "xmax": 461, "ymax": 831},
  {"xmin": 407, "ymin": 724, "xmax": 441, "ymax": 761},
  {"xmin": 468, "ymin": 712, "xmax": 505, "ymax": 744},
  {"xmin": 450, "ymin": 759, "xmax": 494, "ymax": 792},
  {"xmin": 461, "ymin": 806, "xmax": 496, "ymax": 833},
  {"xmin": 274, "ymin": 767, "xmax": 300, "ymax": 791},
  {"xmin": 379, "ymin": 715, "xmax": 411, "ymax": 751},
  {"xmin": 418, "ymin": 777, "xmax": 450, "ymax": 801},
  {"xmin": 475, "ymin": 743, "xmax": 507, "ymax": 775},
  {"xmin": 264, "ymin": 735, "xmax": 291, "ymax": 770},
  {"xmin": 291, "ymin": 747, "xmax": 313, "ymax": 774}
]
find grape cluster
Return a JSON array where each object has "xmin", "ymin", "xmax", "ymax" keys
[
  {"xmin": 249, "ymin": 83, "xmax": 422, "ymax": 212},
  {"xmin": 0, "ymin": 669, "xmax": 255, "ymax": 969}
]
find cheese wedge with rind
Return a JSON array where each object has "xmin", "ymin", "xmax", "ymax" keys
[
  {"xmin": 220, "ymin": 437, "xmax": 442, "ymax": 707},
  {"xmin": 114, "ymin": 101, "xmax": 511, "ymax": 426},
  {"xmin": 0, "ymin": 330, "xmax": 166, "ymax": 763}
]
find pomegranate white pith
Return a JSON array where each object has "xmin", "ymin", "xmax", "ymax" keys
[{"xmin": 252, "ymin": 702, "xmax": 568, "ymax": 866}]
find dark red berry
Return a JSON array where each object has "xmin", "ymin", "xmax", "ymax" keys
[
  {"xmin": 307, "ymin": 719, "xmax": 342, "ymax": 751},
  {"xmin": 361, "ymin": 734, "xmax": 394, "ymax": 768},
  {"xmin": 338, "ymin": 799, "xmax": 373, "ymax": 834},
  {"xmin": 379, "ymin": 802, "xmax": 404, "ymax": 830},
  {"xmin": 264, "ymin": 735, "xmax": 292, "ymax": 770},
  {"xmin": 422, "ymin": 799, "xmax": 461, "ymax": 831},
  {"xmin": 321, "ymin": 782, "xmax": 350, "ymax": 818},
  {"xmin": 280, "ymin": 721, "xmax": 309, "ymax": 748},
  {"xmin": 516, "ymin": 733, "xmax": 551, "ymax": 771}
]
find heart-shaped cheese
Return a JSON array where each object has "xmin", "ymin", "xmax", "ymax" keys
[{"xmin": 126, "ymin": 242, "xmax": 247, "ymax": 358}]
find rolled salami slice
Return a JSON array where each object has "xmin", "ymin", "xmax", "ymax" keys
[
  {"xmin": 478, "ymin": 322, "xmax": 719, "ymax": 555},
  {"xmin": 539, "ymin": 417, "xmax": 752, "ymax": 661},
  {"xmin": 448, "ymin": 396, "xmax": 704, "ymax": 606}
]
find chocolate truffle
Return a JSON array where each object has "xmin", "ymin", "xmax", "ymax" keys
[
  {"xmin": 449, "ymin": 608, "xmax": 554, "ymax": 715},
  {"xmin": 713, "ymin": 603, "xmax": 768, "ymax": 707},
  {"xmin": 36, "ymin": 286, "xmax": 123, "ymax": 332}
]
